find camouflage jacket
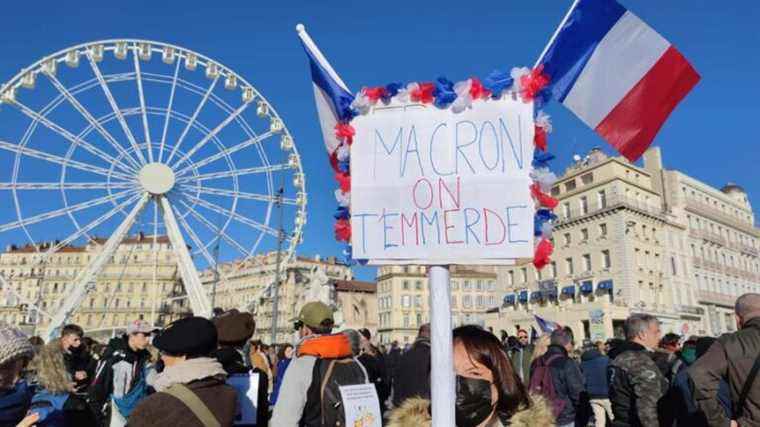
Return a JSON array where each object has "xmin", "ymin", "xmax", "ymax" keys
[{"xmin": 608, "ymin": 342, "xmax": 668, "ymax": 427}]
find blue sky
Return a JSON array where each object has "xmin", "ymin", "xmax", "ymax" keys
[{"xmin": 1, "ymin": 0, "xmax": 758, "ymax": 281}]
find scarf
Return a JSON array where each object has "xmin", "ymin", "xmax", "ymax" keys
[{"xmin": 153, "ymin": 357, "xmax": 227, "ymax": 392}]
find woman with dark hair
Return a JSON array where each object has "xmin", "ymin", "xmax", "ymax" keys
[
  {"xmin": 389, "ymin": 325, "xmax": 554, "ymax": 427},
  {"xmin": 269, "ymin": 344, "xmax": 293, "ymax": 406}
]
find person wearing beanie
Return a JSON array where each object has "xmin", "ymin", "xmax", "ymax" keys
[
  {"xmin": 272, "ymin": 301, "xmax": 372, "ymax": 427},
  {"xmin": 129, "ymin": 316, "xmax": 237, "ymax": 427},
  {"xmin": 88, "ymin": 320, "xmax": 153, "ymax": 427},
  {"xmin": 0, "ymin": 326, "xmax": 35, "ymax": 427},
  {"xmin": 211, "ymin": 309, "xmax": 269, "ymax": 426}
]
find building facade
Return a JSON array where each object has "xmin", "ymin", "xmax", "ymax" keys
[
  {"xmin": 334, "ymin": 279, "xmax": 378, "ymax": 334},
  {"xmin": 486, "ymin": 147, "xmax": 760, "ymax": 342},
  {"xmin": 201, "ymin": 253, "xmax": 353, "ymax": 343},
  {"xmin": 643, "ymin": 148, "xmax": 760, "ymax": 335},
  {"xmin": 0, "ymin": 233, "xmax": 181, "ymax": 337},
  {"xmin": 376, "ymin": 265, "xmax": 500, "ymax": 345}
]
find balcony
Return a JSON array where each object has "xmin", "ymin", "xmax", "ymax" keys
[
  {"xmin": 555, "ymin": 194, "xmax": 664, "ymax": 226},
  {"xmin": 685, "ymin": 199, "xmax": 759, "ymax": 237},
  {"xmin": 689, "ymin": 229, "xmax": 727, "ymax": 247}
]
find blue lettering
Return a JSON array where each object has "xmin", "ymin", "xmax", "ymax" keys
[
  {"xmin": 463, "ymin": 208, "xmax": 481, "ymax": 244},
  {"xmin": 429, "ymin": 123, "xmax": 453, "ymax": 176},
  {"xmin": 420, "ymin": 211, "xmax": 441, "ymax": 245},
  {"xmin": 505, "ymin": 205, "xmax": 529, "ymax": 243},
  {"xmin": 478, "ymin": 120, "xmax": 500, "ymax": 171},
  {"xmin": 455, "ymin": 120, "xmax": 477, "ymax": 174},
  {"xmin": 401, "ymin": 125, "xmax": 424, "ymax": 177}
]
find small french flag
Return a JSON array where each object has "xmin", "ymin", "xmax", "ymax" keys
[
  {"xmin": 534, "ymin": 314, "xmax": 561, "ymax": 334},
  {"xmin": 296, "ymin": 24, "xmax": 354, "ymax": 155},
  {"xmin": 538, "ymin": 0, "xmax": 700, "ymax": 162}
]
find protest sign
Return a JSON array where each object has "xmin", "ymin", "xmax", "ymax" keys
[
  {"xmin": 338, "ymin": 383, "xmax": 382, "ymax": 427},
  {"xmin": 228, "ymin": 372, "xmax": 260, "ymax": 426},
  {"xmin": 350, "ymin": 97, "xmax": 535, "ymax": 264}
]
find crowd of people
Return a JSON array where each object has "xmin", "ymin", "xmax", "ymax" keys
[{"xmin": 0, "ymin": 293, "xmax": 758, "ymax": 426}]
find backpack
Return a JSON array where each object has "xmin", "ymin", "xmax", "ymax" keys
[
  {"xmin": 528, "ymin": 354, "xmax": 566, "ymax": 417},
  {"xmin": 301, "ymin": 356, "xmax": 371, "ymax": 427}
]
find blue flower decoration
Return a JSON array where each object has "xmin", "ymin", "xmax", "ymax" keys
[
  {"xmin": 384, "ymin": 82, "xmax": 403, "ymax": 103},
  {"xmin": 483, "ymin": 69, "xmax": 513, "ymax": 98},
  {"xmin": 534, "ymin": 209, "xmax": 558, "ymax": 236},
  {"xmin": 338, "ymin": 159, "xmax": 350, "ymax": 173},
  {"xmin": 532, "ymin": 151, "xmax": 556, "ymax": 169},
  {"xmin": 334, "ymin": 207, "xmax": 350, "ymax": 220},
  {"xmin": 533, "ymin": 88, "xmax": 552, "ymax": 110},
  {"xmin": 433, "ymin": 76, "xmax": 456, "ymax": 108}
]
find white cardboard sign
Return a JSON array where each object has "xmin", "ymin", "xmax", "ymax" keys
[
  {"xmin": 228, "ymin": 372, "xmax": 260, "ymax": 425},
  {"xmin": 338, "ymin": 383, "xmax": 382, "ymax": 427},
  {"xmin": 350, "ymin": 97, "xmax": 535, "ymax": 264}
]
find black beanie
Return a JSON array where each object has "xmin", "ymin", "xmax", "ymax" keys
[{"xmin": 154, "ymin": 317, "xmax": 218, "ymax": 357}]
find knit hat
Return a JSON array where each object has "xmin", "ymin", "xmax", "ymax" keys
[
  {"xmin": 0, "ymin": 326, "xmax": 34, "ymax": 366},
  {"xmin": 153, "ymin": 317, "xmax": 218, "ymax": 357},
  {"xmin": 212, "ymin": 309, "xmax": 255, "ymax": 346},
  {"xmin": 296, "ymin": 301, "xmax": 334, "ymax": 329}
]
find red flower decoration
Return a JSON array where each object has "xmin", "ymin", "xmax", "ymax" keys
[
  {"xmin": 530, "ymin": 183, "xmax": 558, "ymax": 209},
  {"xmin": 533, "ymin": 238, "xmax": 553, "ymax": 269},
  {"xmin": 335, "ymin": 218, "xmax": 351, "ymax": 242},
  {"xmin": 469, "ymin": 77, "xmax": 491, "ymax": 100},
  {"xmin": 411, "ymin": 82, "xmax": 435, "ymax": 104},
  {"xmin": 534, "ymin": 125, "xmax": 547, "ymax": 151},
  {"xmin": 335, "ymin": 171, "xmax": 351, "ymax": 193},
  {"xmin": 363, "ymin": 86, "xmax": 388, "ymax": 103},
  {"xmin": 329, "ymin": 151, "xmax": 340, "ymax": 172},
  {"xmin": 334, "ymin": 123, "xmax": 355, "ymax": 145},
  {"xmin": 519, "ymin": 65, "xmax": 550, "ymax": 102}
]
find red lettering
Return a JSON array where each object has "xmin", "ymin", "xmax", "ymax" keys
[
  {"xmin": 438, "ymin": 177, "xmax": 461, "ymax": 209},
  {"xmin": 483, "ymin": 208, "xmax": 506, "ymax": 245},
  {"xmin": 412, "ymin": 178, "xmax": 434, "ymax": 210}
]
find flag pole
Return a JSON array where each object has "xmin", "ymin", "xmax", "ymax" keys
[
  {"xmin": 429, "ymin": 265, "xmax": 455, "ymax": 426},
  {"xmin": 533, "ymin": 0, "xmax": 581, "ymax": 68},
  {"xmin": 296, "ymin": 23, "xmax": 351, "ymax": 92}
]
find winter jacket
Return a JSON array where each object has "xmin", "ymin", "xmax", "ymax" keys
[
  {"xmin": 270, "ymin": 357, "xmax": 291, "ymax": 405},
  {"xmin": 387, "ymin": 394, "xmax": 555, "ymax": 427},
  {"xmin": 608, "ymin": 341, "xmax": 668, "ymax": 427},
  {"xmin": 0, "ymin": 380, "xmax": 33, "ymax": 427},
  {"xmin": 128, "ymin": 376, "xmax": 237, "ymax": 427},
  {"xmin": 89, "ymin": 335, "xmax": 151, "ymax": 419},
  {"xmin": 670, "ymin": 362, "xmax": 732, "ymax": 427},
  {"xmin": 509, "ymin": 344, "xmax": 534, "ymax": 384},
  {"xmin": 62, "ymin": 347, "xmax": 93, "ymax": 392},
  {"xmin": 28, "ymin": 389, "xmax": 98, "ymax": 427},
  {"xmin": 581, "ymin": 349, "xmax": 610, "ymax": 399},
  {"xmin": 690, "ymin": 316, "xmax": 760, "ymax": 427},
  {"xmin": 359, "ymin": 351, "xmax": 390, "ymax": 412},
  {"xmin": 531, "ymin": 345, "xmax": 586, "ymax": 425},
  {"xmin": 271, "ymin": 333, "xmax": 362, "ymax": 427},
  {"xmin": 392, "ymin": 337, "xmax": 431, "ymax": 407}
]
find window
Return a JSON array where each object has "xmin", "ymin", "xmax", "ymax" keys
[
  {"xmin": 599, "ymin": 223, "xmax": 608, "ymax": 237},
  {"xmin": 463, "ymin": 295, "xmax": 472, "ymax": 308},
  {"xmin": 551, "ymin": 186, "xmax": 560, "ymax": 196},
  {"xmin": 488, "ymin": 281, "xmax": 495, "ymax": 291},
  {"xmin": 507, "ymin": 272, "xmax": 514, "ymax": 286},
  {"xmin": 598, "ymin": 190, "xmax": 607, "ymax": 209},
  {"xmin": 581, "ymin": 228, "xmax": 589, "ymax": 241},
  {"xmin": 671, "ymin": 257, "xmax": 678, "ymax": 276},
  {"xmin": 403, "ymin": 315, "xmax": 410, "ymax": 328},
  {"xmin": 580, "ymin": 196, "xmax": 589, "ymax": 215},
  {"xmin": 415, "ymin": 295, "xmax": 422, "ymax": 307},
  {"xmin": 402, "ymin": 280, "xmax": 409, "ymax": 290},
  {"xmin": 550, "ymin": 262, "xmax": 557, "ymax": 278},
  {"xmin": 416, "ymin": 313, "xmax": 422, "ymax": 326},
  {"xmin": 415, "ymin": 280, "xmax": 422, "ymax": 290},
  {"xmin": 464, "ymin": 280, "xmax": 471, "ymax": 290},
  {"xmin": 583, "ymin": 254, "xmax": 592, "ymax": 271},
  {"xmin": 402, "ymin": 295, "xmax": 411, "ymax": 308},
  {"xmin": 520, "ymin": 268, "xmax": 528, "ymax": 283},
  {"xmin": 451, "ymin": 280, "xmax": 459, "ymax": 290},
  {"xmin": 565, "ymin": 180, "xmax": 576, "ymax": 191},
  {"xmin": 602, "ymin": 250, "xmax": 611, "ymax": 269},
  {"xmin": 476, "ymin": 280, "xmax": 483, "ymax": 291},
  {"xmin": 581, "ymin": 173, "xmax": 593, "ymax": 185},
  {"xmin": 563, "ymin": 233, "xmax": 572, "ymax": 246},
  {"xmin": 566, "ymin": 258, "xmax": 574, "ymax": 275},
  {"xmin": 563, "ymin": 203, "xmax": 571, "ymax": 219},
  {"xmin": 476, "ymin": 295, "xmax": 484, "ymax": 307}
]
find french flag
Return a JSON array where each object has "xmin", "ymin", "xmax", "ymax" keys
[
  {"xmin": 534, "ymin": 314, "xmax": 561, "ymax": 334},
  {"xmin": 538, "ymin": 0, "xmax": 700, "ymax": 161},
  {"xmin": 296, "ymin": 24, "xmax": 354, "ymax": 155}
]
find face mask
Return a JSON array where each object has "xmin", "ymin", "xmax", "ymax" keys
[
  {"xmin": 681, "ymin": 348, "xmax": 696, "ymax": 364},
  {"xmin": 455, "ymin": 375, "xmax": 494, "ymax": 427}
]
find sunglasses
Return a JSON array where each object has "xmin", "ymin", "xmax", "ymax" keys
[
  {"xmin": 518, "ymin": 335, "xmax": 528, "ymax": 339},
  {"xmin": 293, "ymin": 320, "xmax": 304, "ymax": 331}
]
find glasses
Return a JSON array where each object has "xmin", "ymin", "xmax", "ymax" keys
[
  {"xmin": 518, "ymin": 335, "xmax": 528, "ymax": 340},
  {"xmin": 293, "ymin": 320, "xmax": 304, "ymax": 332}
]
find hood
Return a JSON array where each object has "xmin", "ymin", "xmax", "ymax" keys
[
  {"xmin": 545, "ymin": 344, "xmax": 568, "ymax": 357},
  {"xmin": 153, "ymin": 357, "xmax": 227, "ymax": 392},
  {"xmin": 387, "ymin": 394, "xmax": 555, "ymax": 427},
  {"xmin": 581, "ymin": 348, "xmax": 603, "ymax": 361}
]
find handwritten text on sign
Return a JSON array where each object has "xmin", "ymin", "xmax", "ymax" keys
[{"xmin": 350, "ymin": 97, "xmax": 535, "ymax": 264}]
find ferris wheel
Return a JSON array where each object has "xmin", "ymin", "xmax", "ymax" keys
[{"xmin": 0, "ymin": 39, "xmax": 307, "ymax": 339}]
